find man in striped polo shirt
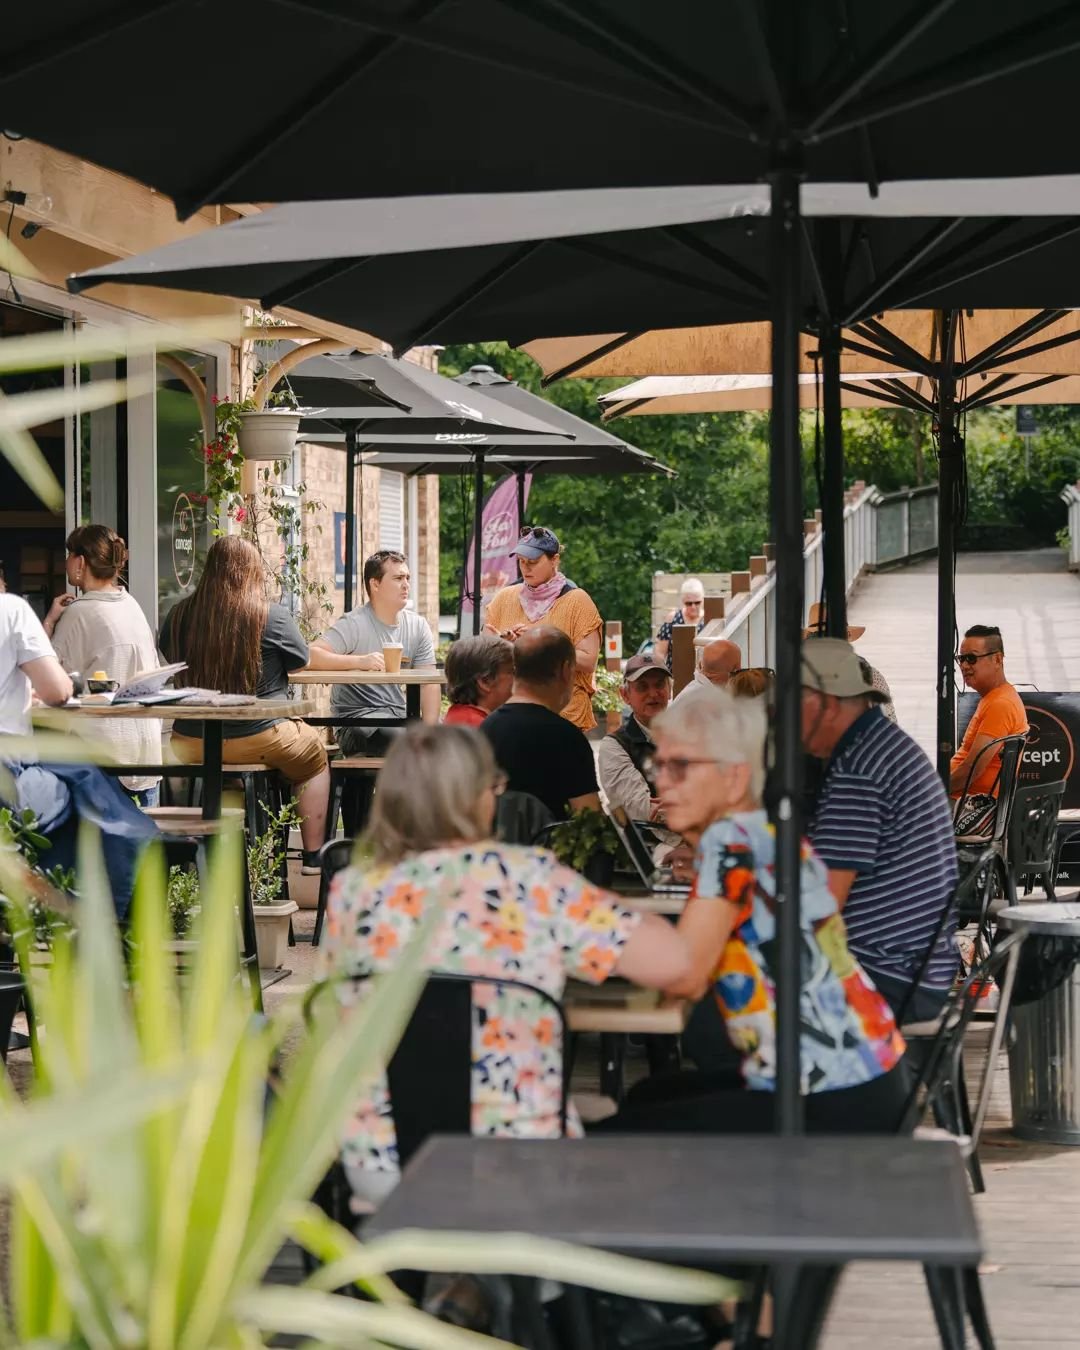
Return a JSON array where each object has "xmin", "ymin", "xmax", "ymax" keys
[{"xmin": 801, "ymin": 638, "xmax": 959, "ymax": 1023}]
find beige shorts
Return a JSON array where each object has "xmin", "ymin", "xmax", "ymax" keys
[{"xmin": 171, "ymin": 718, "xmax": 327, "ymax": 785}]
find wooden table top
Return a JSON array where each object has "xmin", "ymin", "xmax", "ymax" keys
[
  {"xmin": 289, "ymin": 667, "xmax": 445, "ymax": 686},
  {"xmin": 616, "ymin": 892, "xmax": 687, "ymax": 916},
  {"xmin": 563, "ymin": 982, "xmax": 689, "ymax": 1034},
  {"xmin": 35, "ymin": 698, "xmax": 316, "ymax": 721}
]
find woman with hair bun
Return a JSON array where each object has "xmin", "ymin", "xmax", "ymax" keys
[{"xmin": 46, "ymin": 525, "xmax": 163, "ymax": 805}]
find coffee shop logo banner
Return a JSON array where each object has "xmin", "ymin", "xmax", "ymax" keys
[{"xmin": 958, "ymin": 691, "xmax": 1079, "ymax": 807}]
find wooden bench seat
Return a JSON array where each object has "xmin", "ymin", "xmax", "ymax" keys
[
  {"xmin": 331, "ymin": 757, "xmax": 386, "ymax": 771},
  {"xmin": 144, "ymin": 806, "xmax": 245, "ymax": 837}
]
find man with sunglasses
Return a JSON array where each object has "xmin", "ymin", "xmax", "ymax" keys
[
  {"xmin": 484, "ymin": 526, "xmax": 602, "ymax": 732},
  {"xmin": 654, "ymin": 577, "xmax": 706, "ymax": 672},
  {"xmin": 950, "ymin": 623, "xmax": 1027, "ymax": 806}
]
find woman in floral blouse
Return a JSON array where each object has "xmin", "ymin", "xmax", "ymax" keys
[
  {"xmin": 603, "ymin": 686, "xmax": 910, "ymax": 1135},
  {"xmin": 323, "ymin": 723, "xmax": 690, "ymax": 1203}
]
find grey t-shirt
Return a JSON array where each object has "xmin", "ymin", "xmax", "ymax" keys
[{"xmin": 322, "ymin": 603, "xmax": 435, "ymax": 720}]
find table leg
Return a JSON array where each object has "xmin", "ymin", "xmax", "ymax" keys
[
  {"xmin": 774, "ymin": 1264, "xmax": 842, "ymax": 1350},
  {"xmin": 203, "ymin": 722, "xmax": 223, "ymax": 822},
  {"xmin": 406, "ymin": 683, "xmax": 420, "ymax": 720}
]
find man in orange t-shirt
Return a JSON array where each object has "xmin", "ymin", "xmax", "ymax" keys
[{"xmin": 950, "ymin": 624, "xmax": 1027, "ymax": 809}]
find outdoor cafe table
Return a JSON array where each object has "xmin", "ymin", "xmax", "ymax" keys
[
  {"xmin": 33, "ymin": 698, "xmax": 315, "ymax": 821},
  {"xmin": 288, "ymin": 667, "xmax": 444, "ymax": 724},
  {"xmin": 562, "ymin": 983, "xmax": 689, "ymax": 1036},
  {"xmin": 366, "ymin": 1135, "xmax": 983, "ymax": 1350}
]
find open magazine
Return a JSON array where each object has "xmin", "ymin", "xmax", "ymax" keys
[{"xmin": 80, "ymin": 662, "xmax": 189, "ymax": 705}]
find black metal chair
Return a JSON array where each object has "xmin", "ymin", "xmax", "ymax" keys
[
  {"xmin": 898, "ymin": 930, "xmax": 1025, "ymax": 1350},
  {"xmin": 900, "ymin": 930, "xmax": 1027, "ymax": 1192},
  {"xmin": 495, "ymin": 789, "xmax": 557, "ymax": 846},
  {"xmin": 312, "ymin": 837, "xmax": 355, "ymax": 947},
  {"xmin": 954, "ymin": 732, "xmax": 1027, "ymax": 954},
  {"xmin": 1007, "ymin": 779, "xmax": 1065, "ymax": 903}
]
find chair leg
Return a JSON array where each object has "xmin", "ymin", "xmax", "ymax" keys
[
  {"xmin": 962, "ymin": 1266, "xmax": 996, "ymax": 1350},
  {"xmin": 955, "ymin": 1068, "xmax": 985, "ymax": 1194},
  {"xmin": 599, "ymin": 1033, "xmax": 627, "ymax": 1102},
  {"xmin": 923, "ymin": 1266, "xmax": 967, "ymax": 1350}
]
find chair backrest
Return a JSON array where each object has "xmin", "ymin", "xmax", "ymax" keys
[
  {"xmin": 495, "ymin": 789, "xmax": 557, "ymax": 846},
  {"xmin": 894, "ymin": 845, "xmax": 996, "ymax": 1026},
  {"xmin": 386, "ymin": 971, "xmax": 570, "ymax": 1168},
  {"xmin": 953, "ymin": 731, "xmax": 1027, "ymax": 843},
  {"xmin": 1007, "ymin": 779, "xmax": 1065, "ymax": 881},
  {"xmin": 319, "ymin": 837, "xmax": 354, "ymax": 886},
  {"xmin": 897, "ymin": 928, "xmax": 1026, "ymax": 1135}
]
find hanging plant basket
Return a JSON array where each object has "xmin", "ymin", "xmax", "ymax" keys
[{"xmin": 236, "ymin": 409, "xmax": 301, "ymax": 461}]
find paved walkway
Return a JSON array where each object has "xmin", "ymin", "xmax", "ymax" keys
[{"xmin": 849, "ymin": 548, "xmax": 1080, "ymax": 760}]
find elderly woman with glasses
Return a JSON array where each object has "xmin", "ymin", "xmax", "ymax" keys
[
  {"xmin": 654, "ymin": 577, "xmax": 707, "ymax": 673},
  {"xmin": 324, "ymin": 722, "xmax": 691, "ymax": 1204},
  {"xmin": 603, "ymin": 686, "xmax": 910, "ymax": 1136}
]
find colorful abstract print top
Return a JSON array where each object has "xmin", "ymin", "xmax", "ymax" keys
[
  {"xmin": 324, "ymin": 843, "xmax": 640, "ymax": 1176},
  {"xmin": 695, "ymin": 809, "xmax": 905, "ymax": 1093}
]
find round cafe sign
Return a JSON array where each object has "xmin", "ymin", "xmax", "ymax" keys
[{"xmin": 172, "ymin": 492, "xmax": 196, "ymax": 589}]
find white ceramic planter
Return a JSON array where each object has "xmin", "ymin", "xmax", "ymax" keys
[
  {"xmin": 254, "ymin": 899, "xmax": 299, "ymax": 970},
  {"xmin": 236, "ymin": 410, "xmax": 301, "ymax": 462}
]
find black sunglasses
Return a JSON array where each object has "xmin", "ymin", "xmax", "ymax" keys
[
  {"xmin": 955, "ymin": 651, "xmax": 998, "ymax": 667},
  {"xmin": 518, "ymin": 525, "xmax": 552, "ymax": 540}
]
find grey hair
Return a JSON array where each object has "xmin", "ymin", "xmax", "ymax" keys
[
  {"xmin": 363, "ymin": 724, "xmax": 496, "ymax": 865},
  {"xmin": 652, "ymin": 685, "xmax": 767, "ymax": 802}
]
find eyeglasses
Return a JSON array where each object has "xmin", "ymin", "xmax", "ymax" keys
[
  {"xmin": 955, "ymin": 651, "xmax": 998, "ymax": 667},
  {"xmin": 490, "ymin": 771, "xmax": 508, "ymax": 797},
  {"xmin": 733, "ymin": 666, "xmax": 776, "ymax": 678},
  {"xmin": 644, "ymin": 754, "xmax": 721, "ymax": 784},
  {"xmin": 682, "ymin": 597, "xmax": 704, "ymax": 607},
  {"xmin": 518, "ymin": 525, "xmax": 552, "ymax": 540}
]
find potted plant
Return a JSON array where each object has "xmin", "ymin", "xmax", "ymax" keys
[
  {"xmin": 166, "ymin": 863, "xmax": 201, "ymax": 955},
  {"xmin": 591, "ymin": 667, "xmax": 625, "ymax": 740},
  {"xmin": 548, "ymin": 807, "xmax": 623, "ymax": 887},
  {"xmin": 0, "ymin": 807, "xmax": 76, "ymax": 965},
  {"xmin": 249, "ymin": 799, "xmax": 301, "ymax": 970}
]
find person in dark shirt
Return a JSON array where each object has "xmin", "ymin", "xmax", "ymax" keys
[
  {"xmin": 159, "ymin": 536, "xmax": 329, "ymax": 869},
  {"xmin": 481, "ymin": 626, "xmax": 600, "ymax": 821}
]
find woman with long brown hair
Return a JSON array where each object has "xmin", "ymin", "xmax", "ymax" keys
[
  {"xmin": 159, "ymin": 536, "xmax": 329, "ymax": 866},
  {"xmin": 47, "ymin": 524, "xmax": 162, "ymax": 805}
]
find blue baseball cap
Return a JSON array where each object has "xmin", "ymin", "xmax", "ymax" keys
[{"xmin": 512, "ymin": 526, "xmax": 561, "ymax": 559}]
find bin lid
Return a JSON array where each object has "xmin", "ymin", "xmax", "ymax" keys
[{"xmin": 998, "ymin": 903, "xmax": 1080, "ymax": 937}]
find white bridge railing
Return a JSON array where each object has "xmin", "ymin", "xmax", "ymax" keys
[
  {"xmin": 710, "ymin": 483, "xmax": 937, "ymax": 669},
  {"xmin": 1060, "ymin": 483, "xmax": 1080, "ymax": 569}
]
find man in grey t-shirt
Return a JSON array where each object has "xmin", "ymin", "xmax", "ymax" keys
[{"xmin": 310, "ymin": 549, "xmax": 439, "ymax": 758}]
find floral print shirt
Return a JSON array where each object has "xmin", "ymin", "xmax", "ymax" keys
[
  {"xmin": 696, "ymin": 809, "xmax": 905, "ymax": 1093},
  {"xmin": 324, "ymin": 842, "xmax": 640, "ymax": 1177}
]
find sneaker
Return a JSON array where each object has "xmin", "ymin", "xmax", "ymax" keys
[{"xmin": 301, "ymin": 849, "xmax": 322, "ymax": 876}]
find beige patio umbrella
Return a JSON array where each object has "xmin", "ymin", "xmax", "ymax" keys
[
  {"xmin": 520, "ymin": 310, "xmax": 1080, "ymax": 383},
  {"xmin": 598, "ymin": 370, "xmax": 1080, "ymax": 419}
]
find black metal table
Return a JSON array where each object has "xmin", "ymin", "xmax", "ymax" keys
[{"xmin": 365, "ymin": 1135, "xmax": 984, "ymax": 1350}]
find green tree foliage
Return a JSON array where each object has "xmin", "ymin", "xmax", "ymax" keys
[
  {"xmin": 439, "ymin": 343, "xmax": 780, "ymax": 647},
  {"xmin": 436, "ymin": 346, "xmax": 1080, "ymax": 647}
]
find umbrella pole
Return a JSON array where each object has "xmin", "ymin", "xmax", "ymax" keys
[
  {"xmin": 344, "ymin": 427, "xmax": 357, "ymax": 613},
  {"xmin": 820, "ymin": 324, "xmax": 847, "ymax": 637},
  {"xmin": 472, "ymin": 452, "xmax": 485, "ymax": 636},
  {"xmin": 516, "ymin": 469, "xmax": 527, "ymax": 582},
  {"xmin": 935, "ymin": 312, "xmax": 960, "ymax": 783},
  {"xmin": 769, "ymin": 162, "xmax": 805, "ymax": 1137}
]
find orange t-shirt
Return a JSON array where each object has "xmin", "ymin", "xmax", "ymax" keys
[
  {"xmin": 951, "ymin": 682, "xmax": 1028, "ymax": 797},
  {"xmin": 484, "ymin": 584, "xmax": 603, "ymax": 731}
]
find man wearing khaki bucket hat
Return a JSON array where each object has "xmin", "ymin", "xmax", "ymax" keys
[{"xmin": 803, "ymin": 601, "xmax": 895, "ymax": 723}]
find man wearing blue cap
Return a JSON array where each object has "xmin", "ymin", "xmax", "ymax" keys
[{"xmin": 484, "ymin": 525, "xmax": 602, "ymax": 732}]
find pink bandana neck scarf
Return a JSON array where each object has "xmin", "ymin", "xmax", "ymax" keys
[{"xmin": 519, "ymin": 571, "xmax": 568, "ymax": 623}]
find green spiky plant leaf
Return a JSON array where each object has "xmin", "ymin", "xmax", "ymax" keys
[{"xmin": 0, "ymin": 825, "xmax": 740, "ymax": 1346}]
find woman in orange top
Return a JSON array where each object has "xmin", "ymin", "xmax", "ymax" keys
[{"xmin": 484, "ymin": 527, "xmax": 603, "ymax": 732}]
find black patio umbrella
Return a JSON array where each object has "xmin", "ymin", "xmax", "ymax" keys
[
  {"xmin": 300, "ymin": 360, "xmax": 667, "ymax": 630},
  {"xmin": 254, "ymin": 342, "xmax": 577, "ymax": 609}
]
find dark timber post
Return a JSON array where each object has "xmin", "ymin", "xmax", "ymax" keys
[
  {"xmin": 820, "ymin": 323, "xmax": 847, "ymax": 636},
  {"xmin": 343, "ymin": 427, "xmax": 357, "ymax": 613},
  {"xmin": 769, "ymin": 156, "xmax": 805, "ymax": 1138},
  {"xmin": 936, "ymin": 311, "xmax": 960, "ymax": 783},
  {"xmin": 472, "ymin": 453, "xmax": 485, "ymax": 635}
]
